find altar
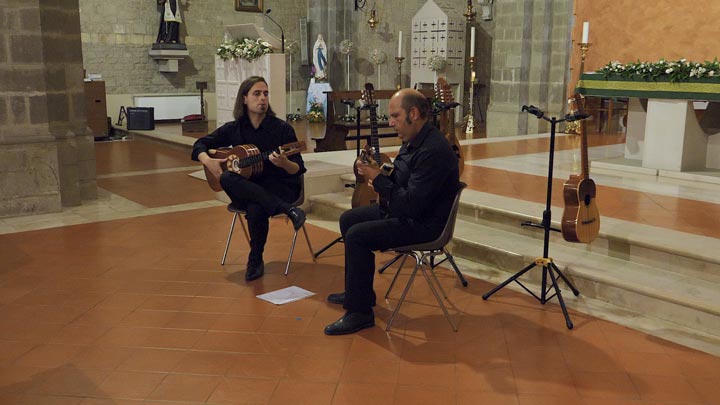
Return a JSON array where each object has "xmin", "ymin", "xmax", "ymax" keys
[{"xmin": 577, "ymin": 73, "xmax": 720, "ymax": 174}]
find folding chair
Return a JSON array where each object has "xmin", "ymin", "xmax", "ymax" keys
[{"xmin": 220, "ymin": 175, "xmax": 315, "ymax": 275}]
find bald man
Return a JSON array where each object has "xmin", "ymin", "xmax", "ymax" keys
[{"xmin": 324, "ymin": 89, "xmax": 461, "ymax": 335}]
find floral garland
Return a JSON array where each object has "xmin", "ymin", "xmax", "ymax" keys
[
  {"xmin": 369, "ymin": 48, "xmax": 387, "ymax": 65},
  {"xmin": 340, "ymin": 39, "xmax": 355, "ymax": 55},
  {"xmin": 216, "ymin": 38, "xmax": 274, "ymax": 62},
  {"xmin": 596, "ymin": 58, "xmax": 720, "ymax": 82},
  {"xmin": 426, "ymin": 55, "xmax": 448, "ymax": 72}
]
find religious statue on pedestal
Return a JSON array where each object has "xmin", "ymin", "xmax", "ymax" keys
[
  {"xmin": 312, "ymin": 34, "xmax": 328, "ymax": 81},
  {"xmin": 156, "ymin": 0, "xmax": 184, "ymax": 46}
]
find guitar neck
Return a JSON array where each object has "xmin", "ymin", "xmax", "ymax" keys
[
  {"xmin": 368, "ymin": 105, "xmax": 381, "ymax": 162},
  {"xmin": 580, "ymin": 120, "xmax": 590, "ymax": 179},
  {"xmin": 238, "ymin": 149, "xmax": 274, "ymax": 169}
]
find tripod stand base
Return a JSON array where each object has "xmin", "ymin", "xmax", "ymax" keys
[{"xmin": 483, "ymin": 257, "xmax": 579, "ymax": 330}]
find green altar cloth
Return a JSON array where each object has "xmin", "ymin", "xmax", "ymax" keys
[{"xmin": 576, "ymin": 73, "xmax": 720, "ymax": 101}]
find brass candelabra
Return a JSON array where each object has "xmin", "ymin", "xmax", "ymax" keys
[
  {"xmin": 465, "ymin": 56, "xmax": 476, "ymax": 135},
  {"xmin": 566, "ymin": 42, "xmax": 590, "ymax": 135},
  {"xmin": 394, "ymin": 57, "xmax": 404, "ymax": 90},
  {"xmin": 463, "ymin": 0, "xmax": 476, "ymax": 22}
]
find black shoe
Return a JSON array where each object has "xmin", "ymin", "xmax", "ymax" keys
[
  {"xmin": 245, "ymin": 261, "xmax": 264, "ymax": 281},
  {"xmin": 287, "ymin": 207, "xmax": 306, "ymax": 231},
  {"xmin": 326, "ymin": 292, "xmax": 376, "ymax": 307},
  {"xmin": 324, "ymin": 311, "xmax": 375, "ymax": 335}
]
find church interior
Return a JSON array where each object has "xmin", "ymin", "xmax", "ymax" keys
[{"xmin": 1, "ymin": 0, "xmax": 720, "ymax": 403}]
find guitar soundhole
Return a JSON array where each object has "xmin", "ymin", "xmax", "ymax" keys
[
  {"xmin": 584, "ymin": 194, "xmax": 591, "ymax": 206},
  {"xmin": 228, "ymin": 155, "xmax": 240, "ymax": 173}
]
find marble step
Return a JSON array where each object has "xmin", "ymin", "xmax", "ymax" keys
[
  {"xmin": 307, "ymin": 190, "xmax": 720, "ymax": 354},
  {"xmin": 457, "ymin": 189, "xmax": 720, "ymax": 285}
]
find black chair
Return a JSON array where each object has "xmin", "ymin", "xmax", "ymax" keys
[
  {"xmin": 220, "ymin": 175, "xmax": 315, "ymax": 275},
  {"xmin": 383, "ymin": 182, "xmax": 468, "ymax": 331}
]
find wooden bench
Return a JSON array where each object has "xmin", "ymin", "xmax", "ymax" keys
[{"xmin": 312, "ymin": 88, "xmax": 435, "ymax": 152}]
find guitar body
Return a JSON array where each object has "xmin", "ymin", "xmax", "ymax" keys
[
  {"xmin": 561, "ymin": 175, "xmax": 600, "ymax": 243},
  {"xmin": 203, "ymin": 142, "xmax": 305, "ymax": 192},
  {"xmin": 435, "ymin": 77, "xmax": 464, "ymax": 176},
  {"xmin": 351, "ymin": 146, "xmax": 392, "ymax": 208}
]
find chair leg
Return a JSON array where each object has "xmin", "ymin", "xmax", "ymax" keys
[
  {"xmin": 221, "ymin": 212, "xmax": 239, "ymax": 265},
  {"xmin": 378, "ymin": 253, "xmax": 403, "ymax": 274},
  {"xmin": 419, "ymin": 260, "xmax": 458, "ymax": 331},
  {"xmin": 443, "ymin": 248, "xmax": 469, "ymax": 287},
  {"xmin": 385, "ymin": 254, "xmax": 409, "ymax": 298},
  {"xmin": 284, "ymin": 229, "xmax": 300, "ymax": 276},
  {"xmin": 386, "ymin": 253, "xmax": 421, "ymax": 331},
  {"xmin": 300, "ymin": 224, "xmax": 315, "ymax": 262},
  {"xmin": 426, "ymin": 256, "xmax": 449, "ymax": 299}
]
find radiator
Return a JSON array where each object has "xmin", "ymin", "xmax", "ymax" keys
[{"xmin": 134, "ymin": 95, "xmax": 201, "ymax": 120}]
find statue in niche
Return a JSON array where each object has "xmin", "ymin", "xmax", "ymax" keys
[
  {"xmin": 312, "ymin": 34, "xmax": 328, "ymax": 81},
  {"xmin": 155, "ymin": 0, "xmax": 184, "ymax": 46}
]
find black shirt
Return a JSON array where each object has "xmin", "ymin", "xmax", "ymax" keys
[
  {"xmin": 372, "ymin": 122, "xmax": 460, "ymax": 228},
  {"xmin": 191, "ymin": 115, "xmax": 306, "ymax": 182}
]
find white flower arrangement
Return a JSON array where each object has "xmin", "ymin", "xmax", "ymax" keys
[
  {"xmin": 426, "ymin": 55, "xmax": 448, "ymax": 72},
  {"xmin": 216, "ymin": 38, "xmax": 274, "ymax": 62},
  {"xmin": 369, "ymin": 48, "xmax": 387, "ymax": 65},
  {"xmin": 340, "ymin": 39, "xmax": 355, "ymax": 55},
  {"xmin": 597, "ymin": 58, "xmax": 720, "ymax": 82}
]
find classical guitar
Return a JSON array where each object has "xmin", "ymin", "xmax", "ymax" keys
[
  {"xmin": 203, "ymin": 141, "xmax": 306, "ymax": 192},
  {"xmin": 561, "ymin": 93, "xmax": 600, "ymax": 243},
  {"xmin": 435, "ymin": 77, "xmax": 465, "ymax": 176},
  {"xmin": 351, "ymin": 83, "xmax": 393, "ymax": 208}
]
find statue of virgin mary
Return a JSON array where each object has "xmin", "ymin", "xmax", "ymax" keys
[{"xmin": 312, "ymin": 34, "xmax": 328, "ymax": 81}]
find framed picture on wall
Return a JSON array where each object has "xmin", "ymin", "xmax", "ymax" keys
[{"xmin": 235, "ymin": 0, "xmax": 263, "ymax": 12}]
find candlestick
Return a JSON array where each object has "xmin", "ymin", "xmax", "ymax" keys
[
  {"xmin": 465, "ymin": 56, "xmax": 476, "ymax": 136},
  {"xmin": 579, "ymin": 42, "xmax": 590, "ymax": 74},
  {"xmin": 582, "ymin": 21, "xmax": 589, "ymax": 44},
  {"xmin": 395, "ymin": 56, "xmax": 404, "ymax": 90},
  {"xmin": 463, "ymin": 0, "xmax": 476, "ymax": 22},
  {"xmin": 397, "ymin": 31, "xmax": 402, "ymax": 58}
]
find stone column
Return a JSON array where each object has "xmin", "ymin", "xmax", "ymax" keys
[
  {"xmin": 0, "ymin": 0, "xmax": 96, "ymax": 218},
  {"xmin": 485, "ymin": 0, "xmax": 572, "ymax": 137}
]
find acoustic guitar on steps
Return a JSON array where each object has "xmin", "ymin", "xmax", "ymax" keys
[
  {"xmin": 435, "ymin": 77, "xmax": 464, "ymax": 176},
  {"xmin": 561, "ymin": 93, "xmax": 600, "ymax": 243},
  {"xmin": 203, "ymin": 141, "xmax": 305, "ymax": 192},
  {"xmin": 351, "ymin": 83, "xmax": 393, "ymax": 208}
]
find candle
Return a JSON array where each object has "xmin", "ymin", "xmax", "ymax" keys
[
  {"xmin": 470, "ymin": 26, "xmax": 475, "ymax": 57},
  {"xmin": 397, "ymin": 31, "xmax": 403, "ymax": 57},
  {"xmin": 581, "ymin": 21, "xmax": 589, "ymax": 43}
]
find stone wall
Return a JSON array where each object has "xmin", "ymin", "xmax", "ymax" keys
[
  {"xmin": 0, "ymin": 0, "xmax": 96, "ymax": 218},
  {"xmin": 486, "ymin": 0, "xmax": 572, "ymax": 137}
]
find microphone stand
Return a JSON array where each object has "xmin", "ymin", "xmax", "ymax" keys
[
  {"xmin": 482, "ymin": 105, "xmax": 586, "ymax": 330},
  {"xmin": 264, "ymin": 9, "xmax": 284, "ymax": 53}
]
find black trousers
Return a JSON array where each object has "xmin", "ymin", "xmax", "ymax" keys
[
  {"xmin": 220, "ymin": 172, "xmax": 299, "ymax": 264},
  {"xmin": 339, "ymin": 204, "xmax": 443, "ymax": 313}
]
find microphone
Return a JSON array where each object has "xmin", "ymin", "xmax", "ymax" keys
[
  {"xmin": 264, "ymin": 9, "xmax": 285, "ymax": 53},
  {"xmin": 341, "ymin": 99, "xmax": 355, "ymax": 107}
]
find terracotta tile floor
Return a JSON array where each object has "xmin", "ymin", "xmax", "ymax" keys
[{"xmin": 0, "ymin": 129, "xmax": 719, "ymax": 404}]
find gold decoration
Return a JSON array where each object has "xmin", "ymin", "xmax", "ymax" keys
[
  {"xmin": 367, "ymin": 9, "xmax": 378, "ymax": 30},
  {"xmin": 463, "ymin": 0, "xmax": 476, "ymax": 22}
]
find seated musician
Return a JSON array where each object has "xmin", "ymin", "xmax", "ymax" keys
[
  {"xmin": 191, "ymin": 76, "xmax": 306, "ymax": 281},
  {"xmin": 324, "ymin": 89, "xmax": 460, "ymax": 335}
]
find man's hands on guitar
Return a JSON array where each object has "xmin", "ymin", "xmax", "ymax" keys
[
  {"xmin": 270, "ymin": 151, "xmax": 300, "ymax": 174},
  {"xmin": 199, "ymin": 152, "xmax": 227, "ymax": 179},
  {"xmin": 356, "ymin": 160, "xmax": 381, "ymax": 185}
]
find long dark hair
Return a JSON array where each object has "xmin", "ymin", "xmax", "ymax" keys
[{"xmin": 232, "ymin": 76, "xmax": 276, "ymax": 120}]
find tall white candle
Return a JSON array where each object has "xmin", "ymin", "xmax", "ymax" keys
[
  {"xmin": 582, "ymin": 21, "xmax": 589, "ymax": 43},
  {"xmin": 398, "ymin": 31, "xmax": 403, "ymax": 57},
  {"xmin": 470, "ymin": 27, "xmax": 475, "ymax": 57}
]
